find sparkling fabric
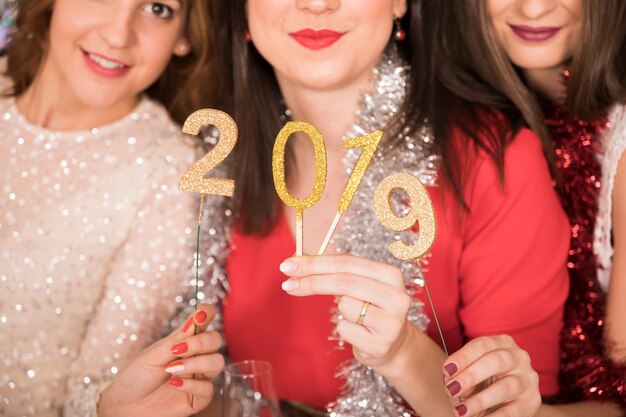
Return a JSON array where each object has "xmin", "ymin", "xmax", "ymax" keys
[
  {"xmin": 329, "ymin": 49, "xmax": 437, "ymax": 417},
  {"xmin": 545, "ymin": 105, "xmax": 626, "ymax": 406},
  {"xmin": 0, "ymin": 94, "xmax": 199, "ymax": 416}
]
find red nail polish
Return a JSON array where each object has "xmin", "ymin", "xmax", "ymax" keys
[
  {"xmin": 168, "ymin": 378, "xmax": 184, "ymax": 387},
  {"xmin": 455, "ymin": 404, "xmax": 467, "ymax": 416},
  {"xmin": 194, "ymin": 310, "xmax": 207, "ymax": 323},
  {"xmin": 446, "ymin": 381, "xmax": 461, "ymax": 396},
  {"xmin": 171, "ymin": 342, "xmax": 188, "ymax": 355},
  {"xmin": 164, "ymin": 361, "xmax": 185, "ymax": 374},
  {"xmin": 444, "ymin": 362, "xmax": 458, "ymax": 377},
  {"xmin": 182, "ymin": 317, "xmax": 193, "ymax": 333}
]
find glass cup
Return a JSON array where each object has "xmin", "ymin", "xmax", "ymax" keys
[{"xmin": 222, "ymin": 360, "xmax": 282, "ymax": 417}]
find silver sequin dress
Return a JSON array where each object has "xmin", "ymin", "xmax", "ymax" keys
[{"xmin": 0, "ymin": 94, "xmax": 199, "ymax": 417}]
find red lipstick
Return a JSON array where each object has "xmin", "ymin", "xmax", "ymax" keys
[
  {"xmin": 509, "ymin": 25, "xmax": 561, "ymax": 42},
  {"xmin": 289, "ymin": 29, "xmax": 346, "ymax": 50},
  {"xmin": 81, "ymin": 49, "xmax": 131, "ymax": 78}
]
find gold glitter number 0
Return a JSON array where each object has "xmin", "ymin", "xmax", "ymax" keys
[
  {"xmin": 373, "ymin": 172, "xmax": 437, "ymax": 260},
  {"xmin": 273, "ymin": 122, "xmax": 327, "ymax": 255},
  {"xmin": 179, "ymin": 109, "xmax": 238, "ymax": 196}
]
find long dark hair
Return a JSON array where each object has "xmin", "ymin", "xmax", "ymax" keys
[
  {"xmin": 212, "ymin": 1, "xmax": 527, "ymax": 234},
  {"xmin": 567, "ymin": 1, "xmax": 626, "ymax": 119},
  {"xmin": 429, "ymin": 1, "xmax": 559, "ymax": 198},
  {"xmin": 3, "ymin": 0, "xmax": 214, "ymax": 125}
]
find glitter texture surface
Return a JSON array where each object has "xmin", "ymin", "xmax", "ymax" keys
[
  {"xmin": 273, "ymin": 121, "xmax": 327, "ymax": 212},
  {"xmin": 338, "ymin": 130, "xmax": 383, "ymax": 214},
  {"xmin": 0, "ymin": 96, "xmax": 200, "ymax": 416},
  {"xmin": 179, "ymin": 109, "xmax": 237, "ymax": 197},
  {"xmin": 545, "ymin": 105, "xmax": 626, "ymax": 407},
  {"xmin": 373, "ymin": 172, "xmax": 437, "ymax": 261}
]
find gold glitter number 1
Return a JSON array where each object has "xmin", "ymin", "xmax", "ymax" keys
[
  {"xmin": 179, "ymin": 109, "xmax": 238, "ymax": 196},
  {"xmin": 273, "ymin": 121, "xmax": 327, "ymax": 256},
  {"xmin": 318, "ymin": 130, "xmax": 383, "ymax": 254}
]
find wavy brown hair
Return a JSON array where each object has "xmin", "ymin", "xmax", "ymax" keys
[
  {"xmin": 567, "ymin": 1, "xmax": 626, "ymax": 119},
  {"xmin": 212, "ymin": 0, "xmax": 527, "ymax": 234},
  {"xmin": 3, "ymin": 0, "xmax": 214, "ymax": 125},
  {"xmin": 431, "ymin": 0, "xmax": 559, "ymax": 193}
]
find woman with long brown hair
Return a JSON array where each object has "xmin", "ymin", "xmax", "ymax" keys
[
  {"xmin": 0, "ymin": 0, "xmax": 224, "ymax": 415},
  {"xmin": 198, "ymin": 1, "xmax": 569, "ymax": 415},
  {"xmin": 438, "ymin": 1, "xmax": 626, "ymax": 416}
]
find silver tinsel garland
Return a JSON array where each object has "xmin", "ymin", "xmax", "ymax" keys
[{"xmin": 327, "ymin": 48, "xmax": 440, "ymax": 417}]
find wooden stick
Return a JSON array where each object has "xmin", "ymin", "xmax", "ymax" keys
[
  {"xmin": 296, "ymin": 211, "xmax": 303, "ymax": 256},
  {"xmin": 318, "ymin": 212, "xmax": 342, "ymax": 255}
]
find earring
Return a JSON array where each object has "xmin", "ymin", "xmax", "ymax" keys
[
  {"xmin": 561, "ymin": 66, "xmax": 571, "ymax": 83},
  {"xmin": 176, "ymin": 42, "xmax": 189, "ymax": 54},
  {"xmin": 245, "ymin": 31, "xmax": 251, "ymax": 41},
  {"xmin": 394, "ymin": 17, "xmax": 406, "ymax": 41}
]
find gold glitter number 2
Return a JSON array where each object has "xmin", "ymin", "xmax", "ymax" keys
[
  {"xmin": 179, "ymin": 109, "xmax": 238, "ymax": 196},
  {"xmin": 373, "ymin": 172, "xmax": 437, "ymax": 261}
]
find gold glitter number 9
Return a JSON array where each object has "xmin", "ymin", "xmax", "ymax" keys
[
  {"xmin": 273, "ymin": 121, "xmax": 327, "ymax": 255},
  {"xmin": 179, "ymin": 109, "xmax": 238, "ymax": 196},
  {"xmin": 373, "ymin": 172, "xmax": 437, "ymax": 260}
]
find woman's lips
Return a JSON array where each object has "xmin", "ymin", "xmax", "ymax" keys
[
  {"xmin": 509, "ymin": 24, "xmax": 561, "ymax": 42},
  {"xmin": 289, "ymin": 29, "xmax": 346, "ymax": 50},
  {"xmin": 81, "ymin": 49, "xmax": 131, "ymax": 78}
]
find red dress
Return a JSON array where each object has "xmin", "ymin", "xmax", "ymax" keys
[{"xmin": 223, "ymin": 128, "xmax": 570, "ymax": 408}]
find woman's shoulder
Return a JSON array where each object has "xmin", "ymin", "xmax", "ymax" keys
[
  {"xmin": 129, "ymin": 97, "xmax": 200, "ymax": 164},
  {"xmin": 451, "ymin": 120, "xmax": 548, "ymax": 185}
]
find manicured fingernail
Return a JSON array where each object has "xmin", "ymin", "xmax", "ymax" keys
[
  {"xmin": 164, "ymin": 361, "xmax": 185, "ymax": 374},
  {"xmin": 168, "ymin": 378, "xmax": 184, "ymax": 387},
  {"xmin": 444, "ymin": 362, "xmax": 458, "ymax": 377},
  {"xmin": 446, "ymin": 381, "xmax": 461, "ymax": 396},
  {"xmin": 281, "ymin": 279, "xmax": 299, "ymax": 291},
  {"xmin": 194, "ymin": 310, "xmax": 207, "ymax": 323},
  {"xmin": 455, "ymin": 404, "xmax": 467, "ymax": 416},
  {"xmin": 171, "ymin": 342, "xmax": 188, "ymax": 355},
  {"xmin": 279, "ymin": 260, "xmax": 296, "ymax": 273},
  {"xmin": 182, "ymin": 317, "xmax": 193, "ymax": 332}
]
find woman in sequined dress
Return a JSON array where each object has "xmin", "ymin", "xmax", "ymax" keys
[
  {"xmin": 0, "ymin": 1, "xmax": 225, "ymax": 416},
  {"xmin": 438, "ymin": 1, "xmax": 626, "ymax": 416},
  {"xmin": 191, "ymin": 1, "xmax": 569, "ymax": 416}
]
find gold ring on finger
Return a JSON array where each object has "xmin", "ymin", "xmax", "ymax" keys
[{"xmin": 356, "ymin": 301, "xmax": 371, "ymax": 326}]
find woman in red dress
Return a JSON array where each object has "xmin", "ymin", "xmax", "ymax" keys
[
  {"xmin": 199, "ymin": 1, "xmax": 569, "ymax": 416},
  {"xmin": 440, "ymin": 1, "xmax": 626, "ymax": 416}
]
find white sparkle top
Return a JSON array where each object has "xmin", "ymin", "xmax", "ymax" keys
[
  {"xmin": 0, "ymin": 92, "xmax": 199, "ymax": 416},
  {"xmin": 595, "ymin": 104, "xmax": 626, "ymax": 291}
]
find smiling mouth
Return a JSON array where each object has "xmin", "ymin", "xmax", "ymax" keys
[
  {"xmin": 508, "ymin": 24, "xmax": 561, "ymax": 42},
  {"xmin": 81, "ymin": 48, "xmax": 131, "ymax": 78},
  {"xmin": 83, "ymin": 50, "xmax": 129, "ymax": 69},
  {"xmin": 289, "ymin": 29, "xmax": 347, "ymax": 50}
]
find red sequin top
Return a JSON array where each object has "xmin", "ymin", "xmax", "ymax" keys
[{"xmin": 545, "ymin": 105, "xmax": 626, "ymax": 406}]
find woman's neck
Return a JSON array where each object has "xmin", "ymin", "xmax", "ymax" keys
[
  {"xmin": 523, "ymin": 65, "xmax": 568, "ymax": 106},
  {"xmin": 15, "ymin": 59, "xmax": 139, "ymax": 131},
  {"xmin": 277, "ymin": 70, "xmax": 373, "ymax": 151}
]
